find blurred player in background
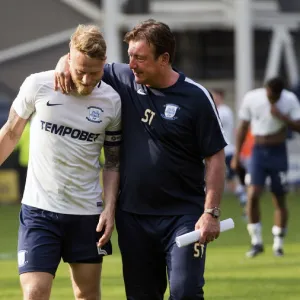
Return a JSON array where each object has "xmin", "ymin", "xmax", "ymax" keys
[
  {"xmin": 212, "ymin": 88, "xmax": 247, "ymax": 214},
  {"xmin": 231, "ymin": 77, "xmax": 300, "ymax": 258},
  {"xmin": 238, "ymin": 129, "xmax": 254, "ymax": 217},
  {"xmin": 0, "ymin": 25, "xmax": 121, "ymax": 300},
  {"xmin": 55, "ymin": 19, "xmax": 227, "ymax": 300}
]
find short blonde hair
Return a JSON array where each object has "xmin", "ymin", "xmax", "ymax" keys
[{"xmin": 70, "ymin": 24, "xmax": 106, "ymax": 60}]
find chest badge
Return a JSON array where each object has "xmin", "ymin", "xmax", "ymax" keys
[
  {"xmin": 161, "ymin": 104, "xmax": 180, "ymax": 120},
  {"xmin": 86, "ymin": 106, "xmax": 103, "ymax": 123}
]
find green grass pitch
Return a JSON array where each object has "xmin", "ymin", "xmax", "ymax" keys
[{"xmin": 1, "ymin": 193, "xmax": 300, "ymax": 299}]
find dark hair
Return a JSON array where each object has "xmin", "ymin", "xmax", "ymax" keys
[
  {"xmin": 124, "ymin": 19, "xmax": 176, "ymax": 64},
  {"xmin": 265, "ymin": 77, "xmax": 285, "ymax": 96}
]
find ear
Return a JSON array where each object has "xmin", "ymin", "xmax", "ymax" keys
[
  {"xmin": 68, "ymin": 52, "xmax": 71, "ymax": 64},
  {"xmin": 160, "ymin": 52, "xmax": 170, "ymax": 66}
]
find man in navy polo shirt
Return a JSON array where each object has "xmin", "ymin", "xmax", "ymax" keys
[{"xmin": 55, "ymin": 19, "xmax": 227, "ymax": 300}]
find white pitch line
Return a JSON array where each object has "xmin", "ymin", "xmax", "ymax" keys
[{"xmin": 0, "ymin": 253, "xmax": 15, "ymax": 260}]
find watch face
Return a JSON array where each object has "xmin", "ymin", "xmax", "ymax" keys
[{"xmin": 213, "ymin": 208, "xmax": 220, "ymax": 217}]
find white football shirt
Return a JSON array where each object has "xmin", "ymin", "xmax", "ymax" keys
[
  {"xmin": 12, "ymin": 70, "xmax": 121, "ymax": 215},
  {"xmin": 217, "ymin": 104, "xmax": 235, "ymax": 156},
  {"xmin": 239, "ymin": 88, "xmax": 300, "ymax": 135}
]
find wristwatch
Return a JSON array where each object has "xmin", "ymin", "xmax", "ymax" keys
[{"xmin": 204, "ymin": 207, "xmax": 221, "ymax": 218}]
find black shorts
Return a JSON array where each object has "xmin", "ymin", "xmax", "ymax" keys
[
  {"xmin": 116, "ymin": 209, "xmax": 205, "ymax": 300},
  {"xmin": 18, "ymin": 204, "xmax": 112, "ymax": 276},
  {"xmin": 248, "ymin": 143, "xmax": 288, "ymax": 194}
]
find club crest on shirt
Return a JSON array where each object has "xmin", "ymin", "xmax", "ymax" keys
[
  {"xmin": 161, "ymin": 104, "xmax": 180, "ymax": 120},
  {"xmin": 86, "ymin": 106, "xmax": 103, "ymax": 123}
]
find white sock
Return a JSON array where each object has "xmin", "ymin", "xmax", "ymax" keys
[
  {"xmin": 235, "ymin": 184, "xmax": 244, "ymax": 195},
  {"xmin": 235, "ymin": 184, "xmax": 247, "ymax": 206},
  {"xmin": 239, "ymin": 192, "xmax": 247, "ymax": 206},
  {"xmin": 247, "ymin": 223, "xmax": 263, "ymax": 245},
  {"xmin": 272, "ymin": 225, "xmax": 286, "ymax": 250}
]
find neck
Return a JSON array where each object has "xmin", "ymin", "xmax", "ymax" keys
[{"xmin": 147, "ymin": 67, "xmax": 179, "ymax": 89}]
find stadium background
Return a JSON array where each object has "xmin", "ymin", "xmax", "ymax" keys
[{"xmin": 0, "ymin": 1, "xmax": 300, "ymax": 299}]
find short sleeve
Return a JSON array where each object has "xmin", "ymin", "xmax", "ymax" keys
[
  {"xmin": 288, "ymin": 93, "xmax": 300, "ymax": 120},
  {"xmin": 102, "ymin": 63, "xmax": 133, "ymax": 95},
  {"xmin": 12, "ymin": 75, "xmax": 37, "ymax": 119},
  {"xmin": 238, "ymin": 93, "xmax": 251, "ymax": 121},
  {"xmin": 104, "ymin": 93, "xmax": 122, "ymax": 147},
  {"xmin": 196, "ymin": 94, "xmax": 228, "ymax": 157}
]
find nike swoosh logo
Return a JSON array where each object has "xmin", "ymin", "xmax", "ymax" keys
[
  {"xmin": 46, "ymin": 101, "xmax": 63, "ymax": 106},
  {"xmin": 137, "ymin": 88, "xmax": 147, "ymax": 95}
]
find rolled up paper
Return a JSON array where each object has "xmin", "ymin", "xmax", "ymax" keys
[{"xmin": 175, "ymin": 218, "xmax": 235, "ymax": 248}]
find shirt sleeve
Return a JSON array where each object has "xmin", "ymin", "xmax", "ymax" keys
[
  {"xmin": 196, "ymin": 93, "xmax": 228, "ymax": 157},
  {"xmin": 288, "ymin": 93, "xmax": 300, "ymax": 120},
  {"xmin": 104, "ymin": 92, "xmax": 122, "ymax": 147},
  {"xmin": 12, "ymin": 75, "xmax": 37, "ymax": 119},
  {"xmin": 238, "ymin": 93, "xmax": 251, "ymax": 121},
  {"xmin": 220, "ymin": 108, "xmax": 234, "ymax": 140},
  {"xmin": 102, "ymin": 63, "xmax": 133, "ymax": 95}
]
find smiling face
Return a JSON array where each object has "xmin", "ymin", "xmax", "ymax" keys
[
  {"xmin": 124, "ymin": 20, "xmax": 176, "ymax": 88},
  {"xmin": 69, "ymin": 48, "xmax": 105, "ymax": 96},
  {"xmin": 128, "ymin": 39, "xmax": 166, "ymax": 86}
]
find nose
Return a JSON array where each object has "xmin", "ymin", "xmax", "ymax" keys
[
  {"xmin": 82, "ymin": 74, "xmax": 92, "ymax": 85},
  {"xmin": 129, "ymin": 57, "xmax": 137, "ymax": 70}
]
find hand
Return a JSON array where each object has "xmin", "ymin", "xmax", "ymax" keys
[
  {"xmin": 270, "ymin": 104, "xmax": 287, "ymax": 121},
  {"xmin": 54, "ymin": 54, "xmax": 72, "ymax": 94},
  {"xmin": 230, "ymin": 155, "xmax": 240, "ymax": 171},
  {"xmin": 195, "ymin": 213, "xmax": 220, "ymax": 244},
  {"xmin": 96, "ymin": 207, "xmax": 115, "ymax": 248}
]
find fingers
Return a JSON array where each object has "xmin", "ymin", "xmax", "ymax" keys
[
  {"xmin": 199, "ymin": 228, "xmax": 220, "ymax": 244},
  {"xmin": 64, "ymin": 72, "xmax": 71, "ymax": 94},
  {"xmin": 97, "ymin": 224, "xmax": 114, "ymax": 247},
  {"xmin": 199, "ymin": 231, "xmax": 207, "ymax": 245},
  {"xmin": 206, "ymin": 236, "xmax": 217, "ymax": 243},
  {"xmin": 96, "ymin": 216, "xmax": 104, "ymax": 233},
  {"xmin": 54, "ymin": 72, "xmax": 71, "ymax": 94},
  {"xmin": 54, "ymin": 75, "xmax": 58, "ymax": 91},
  {"xmin": 56, "ymin": 74, "xmax": 66, "ymax": 94},
  {"xmin": 200, "ymin": 234, "xmax": 216, "ymax": 244},
  {"xmin": 96, "ymin": 215, "xmax": 114, "ymax": 247}
]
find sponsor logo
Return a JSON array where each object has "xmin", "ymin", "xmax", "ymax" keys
[
  {"xmin": 86, "ymin": 106, "xmax": 103, "ymax": 123},
  {"xmin": 161, "ymin": 104, "xmax": 180, "ymax": 120},
  {"xmin": 40, "ymin": 121, "xmax": 100, "ymax": 142}
]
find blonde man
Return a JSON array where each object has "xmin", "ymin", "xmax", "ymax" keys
[{"xmin": 0, "ymin": 25, "xmax": 121, "ymax": 300}]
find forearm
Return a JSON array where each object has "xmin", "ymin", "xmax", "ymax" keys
[
  {"xmin": 204, "ymin": 150, "xmax": 226, "ymax": 209},
  {"xmin": 0, "ymin": 125, "xmax": 21, "ymax": 166},
  {"xmin": 102, "ymin": 169, "xmax": 119, "ymax": 210},
  {"xmin": 102, "ymin": 143, "xmax": 121, "ymax": 211},
  {"xmin": 281, "ymin": 116, "xmax": 300, "ymax": 133}
]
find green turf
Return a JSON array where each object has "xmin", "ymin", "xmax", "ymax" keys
[{"xmin": 1, "ymin": 193, "xmax": 300, "ymax": 299}]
